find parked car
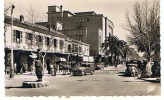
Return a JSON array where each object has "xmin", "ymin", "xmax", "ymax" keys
[
  {"xmin": 72, "ymin": 63, "xmax": 95, "ymax": 76},
  {"xmin": 151, "ymin": 60, "xmax": 160, "ymax": 78},
  {"xmin": 125, "ymin": 60, "xmax": 142, "ymax": 78}
]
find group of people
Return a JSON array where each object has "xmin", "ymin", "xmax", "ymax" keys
[
  {"xmin": 46, "ymin": 59, "xmax": 76, "ymax": 76},
  {"xmin": 13, "ymin": 58, "xmax": 77, "ymax": 82},
  {"xmin": 14, "ymin": 62, "xmax": 28, "ymax": 74}
]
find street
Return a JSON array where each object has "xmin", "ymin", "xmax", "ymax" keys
[{"xmin": 5, "ymin": 65, "xmax": 161, "ymax": 96}]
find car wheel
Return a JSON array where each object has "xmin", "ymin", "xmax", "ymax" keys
[{"xmin": 91, "ymin": 70, "xmax": 94, "ymax": 75}]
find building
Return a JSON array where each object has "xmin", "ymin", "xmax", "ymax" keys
[
  {"xmin": 4, "ymin": 15, "xmax": 90, "ymax": 73},
  {"xmin": 36, "ymin": 5, "xmax": 114, "ymax": 56}
]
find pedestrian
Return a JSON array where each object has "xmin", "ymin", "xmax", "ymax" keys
[
  {"xmin": 50, "ymin": 63, "xmax": 54, "ymax": 76},
  {"xmin": 62, "ymin": 63, "xmax": 66, "ymax": 75},
  {"xmin": 131, "ymin": 66, "xmax": 137, "ymax": 77},
  {"xmin": 59, "ymin": 63, "xmax": 63, "ymax": 73},
  {"xmin": 146, "ymin": 61, "xmax": 152, "ymax": 77},
  {"xmin": 22, "ymin": 62, "xmax": 27, "ymax": 73},
  {"xmin": 46, "ymin": 59, "xmax": 51, "ymax": 74},
  {"xmin": 14, "ymin": 62, "xmax": 17, "ymax": 74},
  {"xmin": 156, "ymin": 63, "xmax": 160, "ymax": 80},
  {"xmin": 152, "ymin": 61, "xmax": 158, "ymax": 77},
  {"xmin": 68, "ymin": 62, "xmax": 72, "ymax": 74},
  {"xmin": 114, "ymin": 60, "xmax": 118, "ymax": 68},
  {"xmin": 19, "ymin": 62, "xmax": 23, "ymax": 74},
  {"xmin": 35, "ymin": 59, "xmax": 43, "ymax": 82},
  {"xmin": 51, "ymin": 63, "xmax": 57, "ymax": 76},
  {"xmin": 54, "ymin": 63, "xmax": 58, "ymax": 76}
]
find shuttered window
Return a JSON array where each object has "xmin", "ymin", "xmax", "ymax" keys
[
  {"xmin": 46, "ymin": 37, "xmax": 50, "ymax": 46},
  {"xmin": 13, "ymin": 30, "xmax": 22, "ymax": 43},
  {"xmin": 54, "ymin": 39, "xmax": 57, "ymax": 48},
  {"xmin": 26, "ymin": 33, "xmax": 33, "ymax": 44}
]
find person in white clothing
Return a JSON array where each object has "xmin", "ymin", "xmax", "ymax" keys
[{"xmin": 146, "ymin": 61, "xmax": 152, "ymax": 77}]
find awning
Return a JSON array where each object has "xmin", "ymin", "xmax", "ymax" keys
[
  {"xmin": 52, "ymin": 55, "xmax": 67, "ymax": 62},
  {"xmin": 59, "ymin": 58, "xmax": 66, "ymax": 61},
  {"xmin": 29, "ymin": 52, "xmax": 37, "ymax": 58}
]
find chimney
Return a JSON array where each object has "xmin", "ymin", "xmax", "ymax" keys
[
  {"xmin": 60, "ymin": 5, "xmax": 63, "ymax": 17},
  {"xmin": 20, "ymin": 15, "xmax": 24, "ymax": 23}
]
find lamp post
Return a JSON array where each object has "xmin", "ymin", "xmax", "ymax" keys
[{"xmin": 10, "ymin": 4, "xmax": 15, "ymax": 78}]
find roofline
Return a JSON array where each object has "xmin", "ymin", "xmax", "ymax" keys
[
  {"xmin": 74, "ymin": 11, "xmax": 96, "ymax": 15},
  {"xmin": 4, "ymin": 15, "xmax": 89, "ymax": 46}
]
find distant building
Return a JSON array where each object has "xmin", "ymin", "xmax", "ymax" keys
[
  {"xmin": 4, "ymin": 15, "xmax": 90, "ymax": 73},
  {"xmin": 36, "ymin": 5, "xmax": 114, "ymax": 56}
]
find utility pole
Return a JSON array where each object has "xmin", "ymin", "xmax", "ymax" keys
[
  {"xmin": 86, "ymin": 28, "xmax": 88, "ymax": 43},
  {"xmin": 10, "ymin": 4, "xmax": 15, "ymax": 78}
]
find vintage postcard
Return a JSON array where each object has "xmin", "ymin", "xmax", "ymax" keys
[{"xmin": 2, "ymin": 0, "xmax": 163, "ymax": 99}]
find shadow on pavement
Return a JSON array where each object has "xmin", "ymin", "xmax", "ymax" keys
[
  {"xmin": 118, "ymin": 71, "xmax": 160, "ymax": 83},
  {"xmin": 140, "ymin": 78, "xmax": 160, "ymax": 83},
  {"xmin": 5, "ymin": 86, "xmax": 23, "ymax": 89},
  {"xmin": 117, "ymin": 72, "xmax": 130, "ymax": 77},
  {"xmin": 123, "ymin": 80, "xmax": 146, "ymax": 82}
]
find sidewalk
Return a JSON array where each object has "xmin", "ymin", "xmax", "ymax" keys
[
  {"xmin": 104, "ymin": 64, "xmax": 160, "ymax": 83},
  {"xmin": 5, "ymin": 70, "xmax": 72, "ymax": 88}
]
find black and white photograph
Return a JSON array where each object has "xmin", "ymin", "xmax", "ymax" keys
[{"xmin": 1, "ymin": 0, "xmax": 163, "ymax": 99}]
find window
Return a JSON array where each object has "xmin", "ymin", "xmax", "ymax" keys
[
  {"xmin": 54, "ymin": 39, "xmax": 57, "ymax": 48},
  {"xmin": 36, "ymin": 35, "xmax": 43, "ymax": 44},
  {"xmin": 79, "ymin": 46, "xmax": 82, "ymax": 52},
  {"xmin": 72, "ymin": 44, "xmax": 77, "ymax": 52},
  {"xmin": 59, "ymin": 40, "xmax": 64, "ymax": 49},
  {"xmin": 26, "ymin": 33, "xmax": 33, "ymax": 44},
  {"xmin": 45, "ymin": 37, "xmax": 50, "ymax": 46},
  {"xmin": 39, "ymin": 36, "xmax": 42, "ymax": 42},
  {"xmin": 13, "ymin": 30, "xmax": 22, "ymax": 43},
  {"xmin": 68, "ymin": 44, "xmax": 71, "ymax": 52}
]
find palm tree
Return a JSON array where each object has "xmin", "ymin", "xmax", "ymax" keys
[{"xmin": 101, "ymin": 34, "xmax": 128, "ymax": 66}]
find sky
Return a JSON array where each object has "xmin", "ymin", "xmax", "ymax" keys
[{"xmin": 4, "ymin": 0, "xmax": 158, "ymax": 41}]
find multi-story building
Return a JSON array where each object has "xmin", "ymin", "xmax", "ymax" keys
[
  {"xmin": 4, "ymin": 15, "xmax": 90, "ymax": 73},
  {"xmin": 37, "ymin": 6, "xmax": 114, "ymax": 56}
]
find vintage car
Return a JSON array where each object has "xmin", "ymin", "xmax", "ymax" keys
[
  {"xmin": 125, "ymin": 60, "xmax": 142, "ymax": 78},
  {"xmin": 72, "ymin": 63, "xmax": 95, "ymax": 76}
]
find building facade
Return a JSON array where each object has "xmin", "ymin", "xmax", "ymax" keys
[
  {"xmin": 36, "ymin": 6, "xmax": 114, "ymax": 56},
  {"xmin": 4, "ymin": 15, "xmax": 90, "ymax": 73}
]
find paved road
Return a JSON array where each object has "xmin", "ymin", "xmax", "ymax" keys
[{"xmin": 5, "ymin": 65, "xmax": 161, "ymax": 96}]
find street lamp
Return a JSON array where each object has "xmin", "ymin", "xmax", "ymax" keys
[{"xmin": 10, "ymin": 4, "xmax": 15, "ymax": 78}]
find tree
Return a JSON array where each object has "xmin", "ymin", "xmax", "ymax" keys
[
  {"xmin": 125, "ymin": 0, "xmax": 160, "ymax": 62},
  {"xmin": 101, "ymin": 34, "xmax": 128, "ymax": 65},
  {"xmin": 26, "ymin": 5, "xmax": 40, "ymax": 24},
  {"xmin": 101, "ymin": 34, "xmax": 117, "ymax": 65}
]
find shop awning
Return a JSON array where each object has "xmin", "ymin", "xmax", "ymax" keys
[{"xmin": 29, "ymin": 52, "xmax": 37, "ymax": 58}]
